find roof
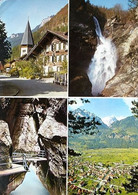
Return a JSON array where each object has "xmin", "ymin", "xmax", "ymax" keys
[
  {"xmin": 21, "ymin": 21, "xmax": 34, "ymax": 46},
  {"xmin": 24, "ymin": 30, "xmax": 68, "ymax": 60}
]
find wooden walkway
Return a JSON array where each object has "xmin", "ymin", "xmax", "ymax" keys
[{"xmin": 0, "ymin": 164, "xmax": 26, "ymax": 176}]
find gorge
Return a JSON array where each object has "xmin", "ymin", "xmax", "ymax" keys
[{"xmin": 0, "ymin": 98, "xmax": 67, "ymax": 195}]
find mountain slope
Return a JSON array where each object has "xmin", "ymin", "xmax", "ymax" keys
[
  {"xmin": 69, "ymin": 110, "xmax": 138, "ymax": 150},
  {"xmin": 33, "ymin": 4, "xmax": 68, "ymax": 44},
  {"xmin": 71, "ymin": 108, "xmax": 109, "ymax": 130}
]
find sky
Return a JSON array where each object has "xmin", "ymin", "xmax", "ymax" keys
[
  {"xmin": 0, "ymin": 0, "xmax": 67, "ymax": 36},
  {"xmin": 88, "ymin": 0, "xmax": 128, "ymax": 10},
  {"xmin": 69, "ymin": 98, "xmax": 137, "ymax": 120}
]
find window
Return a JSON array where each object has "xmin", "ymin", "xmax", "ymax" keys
[
  {"xmin": 49, "ymin": 45, "xmax": 52, "ymax": 51},
  {"xmin": 56, "ymin": 43, "xmax": 59, "ymax": 51},
  {"xmin": 23, "ymin": 49, "xmax": 26, "ymax": 53},
  {"xmin": 57, "ymin": 55, "xmax": 60, "ymax": 62},
  {"xmin": 61, "ymin": 55, "xmax": 64, "ymax": 62},
  {"xmin": 65, "ymin": 43, "xmax": 68, "ymax": 50},
  {"xmin": 50, "ymin": 56, "xmax": 53, "ymax": 62},
  {"xmin": 61, "ymin": 43, "xmax": 64, "ymax": 50},
  {"xmin": 46, "ymin": 45, "xmax": 49, "ymax": 52}
]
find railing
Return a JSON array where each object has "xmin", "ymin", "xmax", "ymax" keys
[
  {"xmin": 53, "ymin": 73, "xmax": 67, "ymax": 86},
  {"xmin": 12, "ymin": 150, "xmax": 45, "ymax": 159},
  {"xmin": 38, "ymin": 150, "xmax": 46, "ymax": 158},
  {"xmin": 0, "ymin": 150, "xmax": 46, "ymax": 171}
]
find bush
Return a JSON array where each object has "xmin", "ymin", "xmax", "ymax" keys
[
  {"xmin": 15, "ymin": 60, "xmax": 43, "ymax": 79},
  {"xmin": 10, "ymin": 68, "xmax": 19, "ymax": 77}
]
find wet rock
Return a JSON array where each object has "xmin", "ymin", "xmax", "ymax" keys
[
  {"xmin": 102, "ymin": 9, "xmax": 138, "ymax": 97},
  {"xmin": 0, "ymin": 120, "xmax": 12, "ymax": 170}
]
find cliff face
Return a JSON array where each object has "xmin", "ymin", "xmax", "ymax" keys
[
  {"xmin": 102, "ymin": 8, "xmax": 138, "ymax": 96},
  {"xmin": 0, "ymin": 98, "xmax": 67, "ymax": 195}
]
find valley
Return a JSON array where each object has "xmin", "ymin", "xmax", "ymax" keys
[
  {"xmin": 68, "ymin": 148, "xmax": 138, "ymax": 195},
  {"xmin": 68, "ymin": 99, "xmax": 138, "ymax": 195}
]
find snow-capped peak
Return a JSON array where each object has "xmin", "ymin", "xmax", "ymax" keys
[{"xmin": 102, "ymin": 116, "xmax": 118, "ymax": 127}]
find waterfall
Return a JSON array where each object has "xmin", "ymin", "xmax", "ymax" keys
[{"xmin": 87, "ymin": 17, "xmax": 117, "ymax": 96}]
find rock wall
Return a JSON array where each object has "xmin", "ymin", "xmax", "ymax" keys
[
  {"xmin": 102, "ymin": 8, "xmax": 138, "ymax": 96},
  {"xmin": 0, "ymin": 98, "xmax": 67, "ymax": 195}
]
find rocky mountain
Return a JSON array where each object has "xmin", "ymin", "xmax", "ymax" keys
[
  {"xmin": 39, "ymin": 16, "xmax": 53, "ymax": 28},
  {"xmin": 0, "ymin": 98, "xmax": 67, "ymax": 195},
  {"xmin": 102, "ymin": 116, "xmax": 118, "ymax": 127},
  {"xmin": 69, "ymin": 109, "xmax": 138, "ymax": 150},
  {"xmin": 71, "ymin": 108, "xmax": 109, "ymax": 130}
]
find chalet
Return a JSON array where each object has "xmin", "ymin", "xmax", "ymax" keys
[{"xmin": 20, "ymin": 21, "xmax": 68, "ymax": 76}]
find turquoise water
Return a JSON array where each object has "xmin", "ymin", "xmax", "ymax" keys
[{"xmin": 10, "ymin": 164, "xmax": 49, "ymax": 195}]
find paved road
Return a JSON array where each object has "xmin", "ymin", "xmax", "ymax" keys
[{"xmin": 0, "ymin": 75, "xmax": 67, "ymax": 97}]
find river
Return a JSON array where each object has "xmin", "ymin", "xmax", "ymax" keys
[{"xmin": 10, "ymin": 164, "xmax": 49, "ymax": 195}]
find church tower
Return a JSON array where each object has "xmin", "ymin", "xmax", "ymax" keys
[{"xmin": 20, "ymin": 21, "xmax": 34, "ymax": 57}]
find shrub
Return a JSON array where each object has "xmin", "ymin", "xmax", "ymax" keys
[
  {"xmin": 15, "ymin": 60, "xmax": 43, "ymax": 79},
  {"xmin": 10, "ymin": 68, "xmax": 19, "ymax": 77}
]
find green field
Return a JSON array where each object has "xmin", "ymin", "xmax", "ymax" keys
[
  {"xmin": 68, "ymin": 148, "xmax": 138, "ymax": 195},
  {"xmin": 82, "ymin": 148, "xmax": 138, "ymax": 165}
]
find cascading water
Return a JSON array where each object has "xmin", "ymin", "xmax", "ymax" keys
[{"xmin": 87, "ymin": 16, "xmax": 117, "ymax": 96}]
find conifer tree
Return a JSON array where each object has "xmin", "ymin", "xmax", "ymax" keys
[
  {"xmin": 0, "ymin": 20, "xmax": 11, "ymax": 63},
  {"xmin": 128, "ymin": 0, "xmax": 138, "ymax": 9},
  {"xmin": 131, "ymin": 100, "xmax": 138, "ymax": 118},
  {"xmin": 69, "ymin": 99, "xmax": 101, "ymax": 135}
]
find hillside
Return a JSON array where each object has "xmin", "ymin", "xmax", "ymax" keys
[
  {"xmin": 69, "ymin": 109, "xmax": 138, "ymax": 150},
  {"xmin": 10, "ymin": 4, "xmax": 68, "ymax": 60},
  {"xmin": 33, "ymin": 4, "xmax": 68, "ymax": 44}
]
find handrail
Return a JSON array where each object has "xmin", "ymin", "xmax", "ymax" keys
[{"xmin": 0, "ymin": 150, "xmax": 46, "ymax": 170}]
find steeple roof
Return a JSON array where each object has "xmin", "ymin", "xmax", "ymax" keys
[{"xmin": 21, "ymin": 21, "xmax": 34, "ymax": 46}]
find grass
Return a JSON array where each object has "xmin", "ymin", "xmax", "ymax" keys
[{"xmin": 82, "ymin": 148, "xmax": 138, "ymax": 165}]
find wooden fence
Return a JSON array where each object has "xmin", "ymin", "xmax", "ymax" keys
[{"xmin": 53, "ymin": 73, "xmax": 67, "ymax": 86}]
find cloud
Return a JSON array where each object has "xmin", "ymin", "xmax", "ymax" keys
[
  {"xmin": 69, "ymin": 98, "xmax": 83, "ymax": 110},
  {"xmin": 0, "ymin": 0, "xmax": 8, "ymax": 6},
  {"xmin": 123, "ymin": 98, "xmax": 138, "ymax": 110}
]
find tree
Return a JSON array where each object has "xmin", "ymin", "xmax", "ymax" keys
[
  {"xmin": 68, "ymin": 99, "xmax": 101, "ymax": 135},
  {"xmin": 0, "ymin": 20, "xmax": 11, "ymax": 63},
  {"xmin": 131, "ymin": 100, "xmax": 138, "ymax": 117},
  {"xmin": 123, "ymin": 166, "xmax": 138, "ymax": 192},
  {"xmin": 128, "ymin": 0, "xmax": 138, "ymax": 9}
]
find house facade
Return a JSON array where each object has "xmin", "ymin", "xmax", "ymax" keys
[{"xmin": 24, "ymin": 30, "xmax": 68, "ymax": 76}]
